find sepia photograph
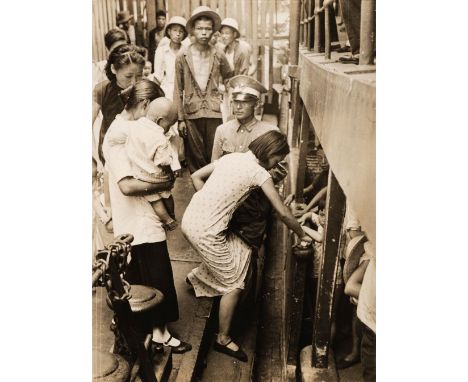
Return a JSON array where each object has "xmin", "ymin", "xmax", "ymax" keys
[
  {"xmin": 91, "ymin": 1, "xmax": 375, "ymax": 381},
  {"xmin": 6, "ymin": 1, "xmax": 468, "ymax": 381}
]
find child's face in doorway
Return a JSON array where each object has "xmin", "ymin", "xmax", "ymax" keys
[
  {"xmin": 318, "ymin": 210, "xmax": 326, "ymax": 226},
  {"xmin": 143, "ymin": 61, "xmax": 152, "ymax": 78}
]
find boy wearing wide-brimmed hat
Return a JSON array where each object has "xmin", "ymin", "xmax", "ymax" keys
[
  {"xmin": 219, "ymin": 18, "xmax": 255, "ymax": 76},
  {"xmin": 116, "ymin": 10, "xmax": 136, "ymax": 44},
  {"xmin": 173, "ymin": 6, "xmax": 234, "ymax": 173}
]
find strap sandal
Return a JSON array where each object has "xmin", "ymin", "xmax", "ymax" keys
[
  {"xmin": 213, "ymin": 339, "xmax": 248, "ymax": 362},
  {"xmin": 154, "ymin": 335, "xmax": 192, "ymax": 354}
]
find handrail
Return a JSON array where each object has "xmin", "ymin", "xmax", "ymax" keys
[{"xmin": 359, "ymin": 0, "xmax": 376, "ymax": 65}]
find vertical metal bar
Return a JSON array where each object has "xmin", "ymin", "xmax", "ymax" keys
[
  {"xmin": 135, "ymin": 0, "xmax": 144, "ymax": 46},
  {"xmin": 359, "ymin": 0, "xmax": 376, "ymax": 65},
  {"xmin": 146, "ymin": 0, "xmax": 156, "ymax": 34},
  {"xmin": 291, "ymin": 92, "xmax": 302, "ymax": 148},
  {"xmin": 294, "ymin": 107, "xmax": 311, "ymax": 203},
  {"xmin": 251, "ymin": 0, "xmax": 258, "ymax": 78},
  {"xmin": 311, "ymin": 171, "xmax": 346, "ymax": 368},
  {"xmin": 92, "ymin": 1, "xmax": 100, "ymax": 61},
  {"xmin": 307, "ymin": 0, "xmax": 313, "ymax": 50},
  {"xmin": 299, "ymin": 1, "xmax": 304, "ymax": 47},
  {"xmin": 314, "ymin": 0, "xmax": 321, "ymax": 52},
  {"xmin": 268, "ymin": 0, "xmax": 274, "ymax": 100},
  {"xmin": 324, "ymin": 3, "xmax": 331, "ymax": 59},
  {"xmin": 259, "ymin": 0, "xmax": 267, "ymax": 83},
  {"xmin": 278, "ymin": 88, "xmax": 289, "ymax": 135},
  {"xmin": 302, "ymin": 0, "xmax": 311, "ymax": 48}
]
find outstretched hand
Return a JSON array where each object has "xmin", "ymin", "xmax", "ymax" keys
[
  {"xmin": 291, "ymin": 202, "xmax": 308, "ymax": 217},
  {"xmin": 178, "ymin": 121, "xmax": 187, "ymax": 138},
  {"xmin": 284, "ymin": 193, "xmax": 295, "ymax": 206}
]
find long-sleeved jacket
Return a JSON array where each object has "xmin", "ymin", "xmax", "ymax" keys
[{"xmin": 173, "ymin": 44, "xmax": 234, "ymax": 121}]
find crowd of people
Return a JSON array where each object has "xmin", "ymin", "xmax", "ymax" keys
[{"xmin": 92, "ymin": 4, "xmax": 375, "ymax": 381}]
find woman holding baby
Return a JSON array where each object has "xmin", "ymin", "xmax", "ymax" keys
[{"xmin": 102, "ymin": 78, "xmax": 191, "ymax": 353}]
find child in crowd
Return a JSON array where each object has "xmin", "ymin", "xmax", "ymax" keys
[
  {"xmin": 142, "ymin": 60, "xmax": 159, "ymax": 83},
  {"xmin": 104, "ymin": 80, "xmax": 179, "ymax": 230},
  {"xmin": 153, "ymin": 16, "xmax": 188, "ymax": 164},
  {"xmin": 344, "ymin": 240, "xmax": 376, "ymax": 382}
]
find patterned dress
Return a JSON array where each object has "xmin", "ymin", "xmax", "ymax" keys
[{"xmin": 181, "ymin": 151, "xmax": 271, "ymax": 297}]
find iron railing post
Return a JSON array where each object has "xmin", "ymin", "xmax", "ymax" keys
[{"xmin": 359, "ymin": 0, "xmax": 376, "ymax": 65}]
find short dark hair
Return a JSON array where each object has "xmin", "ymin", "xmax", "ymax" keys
[
  {"xmin": 248, "ymin": 130, "xmax": 290, "ymax": 164},
  {"xmin": 125, "ymin": 79, "xmax": 165, "ymax": 110},
  {"xmin": 156, "ymin": 10, "xmax": 167, "ymax": 18},
  {"xmin": 104, "ymin": 28, "xmax": 128, "ymax": 51}
]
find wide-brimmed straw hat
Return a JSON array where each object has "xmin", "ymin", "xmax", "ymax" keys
[
  {"xmin": 220, "ymin": 18, "xmax": 240, "ymax": 38},
  {"xmin": 164, "ymin": 16, "xmax": 188, "ymax": 39},
  {"xmin": 229, "ymin": 75, "xmax": 267, "ymax": 101},
  {"xmin": 186, "ymin": 6, "xmax": 221, "ymax": 34},
  {"xmin": 343, "ymin": 234, "xmax": 367, "ymax": 284},
  {"xmin": 116, "ymin": 10, "xmax": 133, "ymax": 25}
]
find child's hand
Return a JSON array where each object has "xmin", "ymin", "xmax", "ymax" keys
[
  {"xmin": 298, "ymin": 212, "xmax": 312, "ymax": 224},
  {"xmin": 291, "ymin": 202, "xmax": 308, "ymax": 217},
  {"xmin": 178, "ymin": 121, "xmax": 187, "ymax": 137},
  {"xmin": 284, "ymin": 193, "xmax": 295, "ymax": 206}
]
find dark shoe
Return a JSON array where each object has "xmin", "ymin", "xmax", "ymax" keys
[
  {"xmin": 336, "ymin": 356, "xmax": 360, "ymax": 369},
  {"xmin": 339, "ymin": 55, "xmax": 359, "ymax": 65},
  {"xmin": 213, "ymin": 340, "xmax": 248, "ymax": 362},
  {"xmin": 154, "ymin": 335, "xmax": 192, "ymax": 354},
  {"xmin": 336, "ymin": 45, "xmax": 351, "ymax": 53}
]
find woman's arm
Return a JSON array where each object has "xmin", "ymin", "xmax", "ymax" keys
[
  {"xmin": 304, "ymin": 186, "xmax": 328, "ymax": 213},
  {"xmin": 344, "ymin": 259, "xmax": 370, "ymax": 299},
  {"xmin": 301, "ymin": 225, "xmax": 323, "ymax": 243},
  {"xmin": 191, "ymin": 162, "xmax": 216, "ymax": 191},
  {"xmin": 261, "ymin": 178, "xmax": 311, "ymax": 241},
  {"xmin": 118, "ymin": 177, "xmax": 173, "ymax": 196}
]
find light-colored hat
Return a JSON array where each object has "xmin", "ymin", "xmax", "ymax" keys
[
  {"xmin": 186, "ymin": 6, "xmax": 221, "ymax": 34},
  {"xmin": 343, "ymin": 234, "xmax": 367, "ymax": 284},
  {"xmin": 220, "ymin": 18, "xmax": 240, "ymax": 38},
  {"xmin": 164, "ymin": 16, "xmax": 188, "ymax": 39},
  {"xmin": 116, "ymin": 10, "xmax": 133, "ymax": 25},
  {"xmin": 229, "ymin": 75, "xmax": 267, "ymax": 101}
]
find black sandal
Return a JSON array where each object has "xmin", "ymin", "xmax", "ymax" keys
[{"xmin": 213, "ymin": 339, "xmax": 248, "ymax": 362}]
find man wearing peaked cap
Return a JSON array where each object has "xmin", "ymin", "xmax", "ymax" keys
[
  {"xmin": 212, "ymin": 75, "xmax": 274, "ymax": 161},
  {"xmin": 229, "ymin": 75, "xmax": 267, "ymax": 101},
  {"xmin": 174, "ymin": 5, "xmax": 233, "ymax": 174}
]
